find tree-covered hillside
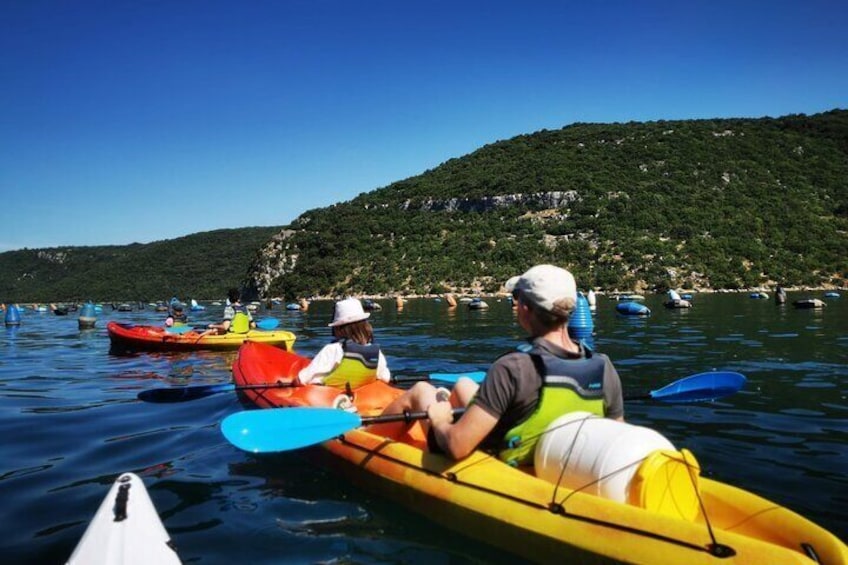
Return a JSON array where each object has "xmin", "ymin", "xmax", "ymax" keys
[
  {"xmin": 251, "ymin": 110, "xmax": 848, "ymax": 298},
  {"xmin": 2, "ymin": 111, "xmax": 846, "ymax": 303},
  {"xmin": 0, "ymin": 227, "xmax": 281, "ymax": 302}
]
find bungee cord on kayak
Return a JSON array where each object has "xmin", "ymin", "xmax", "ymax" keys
[{"xmin": 333, "ymin": 425, "xmax": 732, "ymax": 559}]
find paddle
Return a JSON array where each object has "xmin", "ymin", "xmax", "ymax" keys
[
  {"xmin": 626, "ymin": 371, "xmax": 746, "ymax": 403},
  {"xmin": 221, "ymin": 371, "xmax": 746, "ymax": 453},
  {"xmin": 138, "ymin": 370, "xmax": 488, "ymax": 403},
  {"xmin": 164, "ymin": 325, "xmax": 196, "ymax": 334},
  {"xmin": 256, "ymin": 318, "xmax": 279, "ymax": 330}
]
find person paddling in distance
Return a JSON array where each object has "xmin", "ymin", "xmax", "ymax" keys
[
  {"xmin": 381, "ymin": 264, "xmax": 624, "ymax": 464},
  {"xmin": 297, "ymin": 297, "xmax": 392, "ymax": 390},
  {"xmin": 208, "ymin": 288, "xmax": 254, "ymax": 334},
  {"xmin": 164, "ymin": 302, "xmax": 188, "ymax": 327}
]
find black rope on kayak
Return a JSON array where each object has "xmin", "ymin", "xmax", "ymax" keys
[
  {"xmin": 678, "ymin": 450, "xmax": 735, "ymax": 558},
  {"xmin": 547, "ymin": 415, "xmax": 591, "ymax": 507},
  {"xmin": 337, "ymin": 434, "xmax": 715, "ymax": 557},
  {"xmin": 802, "ymin": 542, "xmax": 822, "ymax": 563},
  {"xmin": 548, "ymin": 444, "xmax": 738, "ymax": 559}
]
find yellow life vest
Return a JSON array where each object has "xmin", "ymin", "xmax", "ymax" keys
[
  {"xmin": 499, "ymin": 345, "xmax": 607, "ymax": 467},
  {"xmin": 228, "ymin": 306, "xmax": 251, "ymax": 334},
  {"xmin": 323, "ymin": 340, "xmax": 381, "ymax": 389}
]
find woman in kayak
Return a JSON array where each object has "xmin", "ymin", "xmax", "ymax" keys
[
  {"xmin": 297, "ymin": 297, "xmax": 392, "ymax": 389},
  {"xmin": 208, "ymin": 288, "xmax": 254, "ymax": 334},
  {"xmin": 382, "ymin": 264, "xmax": 624, "ymax": 464}
]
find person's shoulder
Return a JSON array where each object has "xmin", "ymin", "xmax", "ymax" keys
[{"xmin": 490, "ymin": 349, "xmax": 535, "ymax": 376}]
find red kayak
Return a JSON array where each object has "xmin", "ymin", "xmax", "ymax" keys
[
  {"xmin": 107, "ymin": 322, "xmax": 296, "ymax": 352},
  {"xmin": 232, "ymin": 341, "xmax": 404, "ymax": 414}
]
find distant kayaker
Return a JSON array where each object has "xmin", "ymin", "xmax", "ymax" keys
[
  {"xmin": 164, "ymin": 302, "xmax": 188, "ymax": 327},
  {"xmin": 296, "ymin": 297, "xmax": 391, "ymax": 389},
  {"xmin": 382, "ymin": 264, "xmax": 624, "ymax": 463},
  {"xmin": 776, "ymin": 285, "xmax": 787, "ymax": 305},
  {"xmin": 208, "ymin": 288, "xmax": 254, "ymax": 334}
]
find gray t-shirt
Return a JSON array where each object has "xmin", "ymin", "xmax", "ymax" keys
[{"xmin": 473, "ymin": 337, "xmax": 624, "ymax": 450}]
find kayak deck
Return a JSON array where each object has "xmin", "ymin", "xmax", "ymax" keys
[
  {"xmin": 68, "ymin": 472, "xmax": 181, "ymax": 565},
  {"xmin": 231, "ymin": 341, "xmax": 848, "ymax": 564},
  {"xmin": 107, "ymin": 321, "xmax": 296, "ymax": 352}
]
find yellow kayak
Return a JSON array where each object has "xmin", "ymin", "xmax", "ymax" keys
[
  {"xmin": 229, "ymin": 342, "xmax": 847, "ymax": 564},
  {"xmin": 107, "ymin": 322, "xmax": 295, "ymax": 352}
]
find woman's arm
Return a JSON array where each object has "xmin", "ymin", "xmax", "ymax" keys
[{"xmin": 297, "ymin": 343, "xmax": 343, "ymax": 385}]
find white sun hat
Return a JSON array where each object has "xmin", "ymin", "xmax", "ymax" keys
[
  {"xmin": 505, "ymin": 264, "xmax": 577, "ymax": 314},
  {"xmin": 328, "ymin": 298, "xmax": 371, "ymax": 327}
]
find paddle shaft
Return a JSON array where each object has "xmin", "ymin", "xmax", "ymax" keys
[
  {"xmin": 221, "ymin": 370, "xmax": 745, "ymax": 453},
  {"xmin": 360, "ymin": 407, "xmax": 466, "ymax": 426},
  {"xmin": 138, "ymin": 372, "xmax": 485, "ymax": 403}
]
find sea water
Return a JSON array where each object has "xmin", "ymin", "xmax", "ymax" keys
[{"xmin": 1, "ymin": 292, "xmax": 845, "ymax": 563}]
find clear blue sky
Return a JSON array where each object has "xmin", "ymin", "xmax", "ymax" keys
[{"xmin": 1, "ymin": 0, "xmax": 845, "ymax": 252}]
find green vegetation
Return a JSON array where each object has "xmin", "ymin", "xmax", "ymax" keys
[
  {"xmin": 2, "ymin": 110, "xmax": 846, "ymax": 303},
  {"xmin": 261, "ymin": 110, "xmax": 848, "ymax": 298},
  {"xmin": 0, "ymin": 227, "xmax": 280, "ymax": 302}
]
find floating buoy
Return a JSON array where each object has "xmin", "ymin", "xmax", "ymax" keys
[
  {"xmin": 5, "ymin": 304, "xmax": 22, "ymax": 327},
  {"xmin": 569, "ymin": 294, "xmax": 594, "ymax": 343},
  {"xmin": 616, "ymin": 301, "xmax": 651, "ymax": 316},
  {"xmin": 792, "ymin": 298, "xmax": 826, "ymax": 309},
  {"xmin": 78, "ymin": 303, "xmax": 97, "ymax": 329}
]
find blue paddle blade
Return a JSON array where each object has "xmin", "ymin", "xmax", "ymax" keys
[
  {"xmin": 165, "ymin": 325, "xmax": 195, "ymax": 334},
  {"xmin": 426, "ymin": 370, "xmax": 486, "ymax": 384},
  {"xmin": 256, "ymin": 318, "xmax": 279, "ymax": 330},
  {"xmin": 649, "ymin": 371, "xmax": 746, "ymax": 403},
  {"xmin": 222, "ymin": 408, "xmax": 362, "ymax": 452}
]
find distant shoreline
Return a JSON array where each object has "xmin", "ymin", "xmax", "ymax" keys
[{"xmin": 263, "ymin": 285, "xmax": 842, "ymax": 304}]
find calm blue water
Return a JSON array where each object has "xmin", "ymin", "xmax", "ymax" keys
[{"xmin": 1, "ymin": 293, "xmax": 846, "ymax": 563}]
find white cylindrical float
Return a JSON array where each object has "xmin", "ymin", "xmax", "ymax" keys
[{"xmin": 534, "ymin": 412, "xmax": 701, "ymax": 520}]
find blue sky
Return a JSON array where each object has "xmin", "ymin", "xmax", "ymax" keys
[{"xmin": 1, "ymin": 0, "xmax": 845, "ymax": 252}]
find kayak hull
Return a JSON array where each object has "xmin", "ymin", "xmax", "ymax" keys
[
  {"xmin": 67, "ymin": 472, "xmax": 180, "ymax": 565},
  {"xmin": 232, "ymin": 341, "xmax": 848, "ymax": 564},
  {"xmin": 107, "ymin": 322, "xmax": 296, "ymax": 352}
]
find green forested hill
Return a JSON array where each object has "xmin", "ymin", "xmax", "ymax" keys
[
  {"xmin": 0, "ymin": 227, "xmax": 280, "ymax": 302},
  {"xmin": 2, "ymin": 111, "xmax": 846, "ymax": 303},
  {"xmin": 252, "ymin": 109, "xmax": 848, "ymax": 298}
]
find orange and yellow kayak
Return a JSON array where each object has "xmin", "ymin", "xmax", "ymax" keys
[
  {"xmin": 107, "ymin": 322, "xmax": 295, "ymax": 352},
  {"xmin": 232, "ymin": 341, "xmax": 847, "ymax": 564}
]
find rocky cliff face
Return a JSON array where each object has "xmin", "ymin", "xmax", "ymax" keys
[
  {"xmin": 243, "ymin": 229, "xmax": 298, "ymax": 300},
  {"xmin": 400, "ymin": 190, "xmax": 579, "ymax": 212},
  {"xmin": 244, "ymin": 192, "xmax": 579, "ymax": 297}
]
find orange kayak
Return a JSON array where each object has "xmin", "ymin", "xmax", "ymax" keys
[{"xmin": 231, "ymin": 341, "xmax": 848, "ymax": 564}]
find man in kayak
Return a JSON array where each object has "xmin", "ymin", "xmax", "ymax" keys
[
  {"xmin": 208, "ymin": 288, "xmax": 255, "ymax": 334},
  {"xmin": 382, "ymin": 264, "xmax": 624, "ymax": 464}
]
